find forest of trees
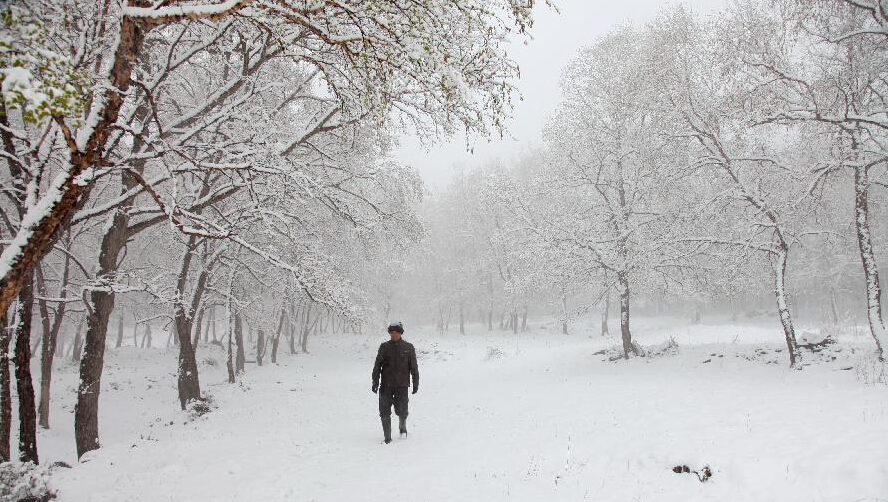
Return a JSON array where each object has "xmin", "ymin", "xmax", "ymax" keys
[
  {"xmin": 392, "ymin": 0, "xmax": 887, "ymax": 366},
  {"xmin": 0, "ymin": 0, "xmax": 542, "ymax": 464},
  {"xmin": 0, "ymin": 0, "xmax": 885, "ymax": 474}
]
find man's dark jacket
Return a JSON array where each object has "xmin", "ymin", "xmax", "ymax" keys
[{"xmin": 372, "ymin": 339, "xmax": 419, "ymax": 391}]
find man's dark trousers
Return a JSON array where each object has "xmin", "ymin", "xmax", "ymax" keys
[{"xmin": 379, "ymin": 385, "xmax": 409, "ymax": 419}]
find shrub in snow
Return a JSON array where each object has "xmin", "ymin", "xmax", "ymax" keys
[
  {"xmin": 647, "ymin": 337, "xmax": 679, "ymax": 357},
  {"xmin": 186, "ymin": 395, "xmax": 216, "ymax": 420},
  {"xmin": 485, "ymin": 347, "xmax": 505, "ymax": 360},
  {"xmin": 0, "ymin": 461, "xmax": 55, "ymax": 502}
]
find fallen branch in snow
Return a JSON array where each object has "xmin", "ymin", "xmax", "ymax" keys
[
  {"xmin": 798, "ymin": 336, "xmax": 837, "ymax": 352},
  {"xmin": 672, "ymin": 464, "xmax": 712, "ymax": 482}
]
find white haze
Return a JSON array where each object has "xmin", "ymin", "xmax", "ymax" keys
[{"xmin": 395, "ymin": 0, "xmax": 728, "ymax": 189}]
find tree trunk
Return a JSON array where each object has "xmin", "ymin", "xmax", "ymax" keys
[
  {"xmin": 271, "ymin": 309, "xmax": 284, "ymax": 364},
  {"xmin": 459, "ymin": 303, "xmax": 465, "ymax": 335},
  {"xmin": 288, "ymin": 304, "xmax": 297, "ymax": 354},
  {"xmin": 300, "ymin": 303, "xmax": 312, "ymax": 353},
  {"xmin": 234, "ymin": 314, "xmax": 245, "ymax": 373},
  {"xmin": 74, "ymin": 205, "xmax": 128, "ymax": 459},
  {"xmin": 192, "ymin": 305, "xmax": 205, "ymax": 350},
  {"xmin": 13, "ymin": 278, "xmax": 38, "ymax": 463},
  {"xmin": 38, "ymin": 257, "xmax": 69, "ymax": 430},
  {"xmin": 142, "ymin": 322, "xmax": 152, "ymax": 349},
  {"xmin": 174, "ymin": 238, "xmax": 204, "ymax": 409},
  {"xmin": 210, "ymin": 305, "xmax": 217, "ymax": 342},
  {"xmin": 0, "ymin": 312, "xmax": 10, "ymax": 462},
  {"xmin": 131, "ymin": 316, "xmax": 139, "ymax": 347},
  {"xmin": 56, "ymin": 330, "xmax": 66, "ymax": 358},
  {"xmin": 256, "ymin": 329, "xmax": 265, "ymax": 366},
  {"xmin": 601, "ymin": 293, "xmax": 610, "ymax": 336},
  {"xmin": 772, "ymin": 247, "xmax": 799, "ymax": 366},
  {"xmin": 617, "ymin": 271, "xmax": 640, "ymax": 359},
  {"xmin": 71, "ymin": 322, "xmax": 83, "ymax": 362},
  {"xmin": 562, "ymin": 294, "xmax": 569, "ymax": 335},
  {"xmin": 34, "ymin": 270, "xmax": 51, "ymax": 364},
  {"xmin": 521, "ymin": 305, "xmax": 528, "ymax": 332},
  {"xmin": 853, "ymin": 163, "xmax": 887, "ymax": 360},
  {"xmin": 301, "ymin": 318, "xmax": 312, "ymax": 354},
  {"xmin": 227, "ymin": 310, "xmax": 235, "ymax": 383},
  {"xmin": 115, "ymin": 315, "xmax": 124, "ymax": 348},
  {"xmin": 487, "ymin": 309, "xmax": 493, "ymax": 332}
]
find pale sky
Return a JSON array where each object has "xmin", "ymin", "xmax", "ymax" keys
[{"xmin": 394, "ymin": 0, "xmax": 727, "ymax": 189}]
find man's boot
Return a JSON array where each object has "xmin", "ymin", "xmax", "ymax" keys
[
  {"xmin": 381, "ymin": 417, "xmax": 392, "ymax": 444},
  {"xmin": 399, "ymin": 416, "xmax": 407, "ymax": 437}
]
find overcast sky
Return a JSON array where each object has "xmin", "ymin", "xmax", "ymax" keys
[{"xmin": 394, "ymin": 0, "xmax": 727, "ymax": 189}]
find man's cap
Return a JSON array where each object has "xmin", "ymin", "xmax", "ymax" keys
[{"xmin": 387, "ymin": 321, "xmax": 404, "ymax": 334}]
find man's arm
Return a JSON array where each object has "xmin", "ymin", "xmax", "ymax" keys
[
  {"xmin": 409, "ymin": 345, "xmax": 419, "ymax": 394},
  {"xmin": 372, "ymin": 344, "xmax": 385, "ymax": 392}
]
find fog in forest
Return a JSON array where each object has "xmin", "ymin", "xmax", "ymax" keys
[{"xmin": 0, "ymin": 1, "xmax": 886, "ymax": 501}]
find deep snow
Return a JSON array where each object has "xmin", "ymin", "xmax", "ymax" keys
[{"xmin": 21, "ymin": 317, "xmax": 888, "ymax": 501}]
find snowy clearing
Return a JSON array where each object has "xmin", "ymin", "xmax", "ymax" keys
[{"xmin": 33, "ymin": 318, "xmax": 888, "ymax": 502}]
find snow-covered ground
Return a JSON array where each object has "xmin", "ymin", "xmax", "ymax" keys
[{"xmin": 28, "ymin": 317, "xmax": 888, "ymax": 501}]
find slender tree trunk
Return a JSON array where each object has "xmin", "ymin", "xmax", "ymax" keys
[
  {"xmin": 13, "ymin": 277, "xmax": 38, "ymax": 463},
  {"xmin": 617, "ymin": 271, "xmax": 640, "ymax": 359},
  {"xmin": 37, "ymin": 257, "xmax": 68, "ymax": 430},
  {"xmin": 34, "ymin": 271, "xmax": 51, "ymax": 363},
  {"xmin": 270, "ymin": 336, "xmax": 280, "ymax": 364},
  {"xmin": 562, "ymin": 294, "xmax": 569, "ymax": 335},
  {"xmin": 38, "ymin": 314, "xmax": 65, "ymax": 429},
  {"xmin": 142, "ymin": 322, "xmax": 152, "ymax": 349},
  {"xmin": 299, "ymin": 303, "xmax": 312, "ymax": 353},
  {"xmin": 0, "ymin": 312, "xmax": 10, "ymax": 462},
  {"xmin": 256, "ymin": 329, "xmax": 265, "ymax": 366},
  {"xmin": 201, "ymin": 307, "xmax": 210, "ymax": 344},
  {"xmin": 772, "ymin": 247, "xmax": 799, "ymax": 366},
  {"xmin": 601, "ymin": 293, "xmax": 610, "ymax": 336},
  {"xmin": 234, "ymin": 313, "xmax": 245, "ymax": 373},
  {"xmin": 174, "ymin": 238, "xmax": 205, "ymax": 409},
  {"xmin": 131, "ymin": 316, "xmax": 138, "ymax": 347},
  {"xmin": 853, "ymin": 164, "xmax": 887, "ymax": 360},
  {"xmin": 210, "ymin": 305, "xmax": 217, "ymax": 342},
  {"xmin": 521, "ymin": 305, "xmax": 528, "ymax": 332},
  {"xmin": 288, "ymin": 304, "xmax": 297, "ymax": 355},
  {"xmin": 71, "ymin": 322, "xmax": 83, "ymax": 362},
  {"xmin": 192, "ymin": 305, "xmax": 205, "ymax": 350},
  {"xmin": 487, "ymin": 309, "xmax": 493, "ymax": 332},
  {"xmin": 271, "ymin": 309, "xmax": 284, "ymax": 364},
  {"xmin": 115, "ymin": 315, "xmax": 124, "ymax": 348},
  {"xmin": 227, "ymin": 310, "xmax": 235, "ymax": 383},
  {"xmin": 459, "ymin": 303, "xmax": 465, "ymax": 335},
  {"xmin": 301, "ymin": 317, "xmax": 314, "ymax": 354}
]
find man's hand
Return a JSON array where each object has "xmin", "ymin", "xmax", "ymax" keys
[
  {"xmin": 412, "ymin": 385, "xmax": 418, "ymax": 395},
  {"xmin": 372, "ymin": 384, "xmax": 378, "ymax": 394}
]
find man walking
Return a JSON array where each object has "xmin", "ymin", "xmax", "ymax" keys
[{"xmin": 372, "ymin": 321, "xmax": 419, "ymax": 444}]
